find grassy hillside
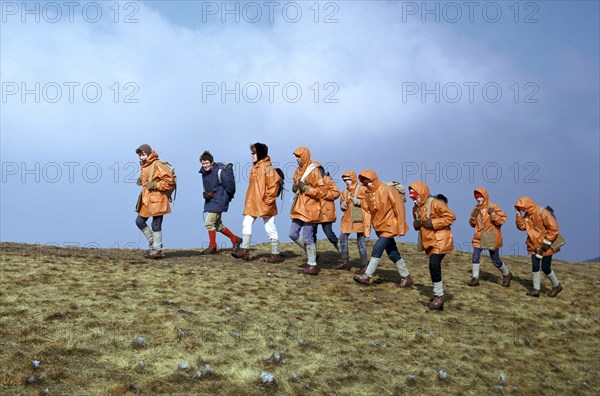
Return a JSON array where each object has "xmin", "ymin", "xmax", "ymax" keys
[{"xmin": 1, "ymin": 241, "xmax": 598, "ymax": 395}]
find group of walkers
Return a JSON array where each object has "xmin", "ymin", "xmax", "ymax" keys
[{"xmin": 134, "ymin": 143, "xmax": 564, "ymax": 310}]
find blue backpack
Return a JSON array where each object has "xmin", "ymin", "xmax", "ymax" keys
[{"xmin": 216, "ymin": 162, "xmax": 236, "ymax": 199}]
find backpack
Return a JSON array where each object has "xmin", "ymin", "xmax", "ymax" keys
[
  {"xmin": 216, "ymin": 162, "xmax": 236, "ymax": 199},
  {"xmin": 150, "ymin": 160, "xmax": 177, "ymax": 202},
  {"xmin": 266, "ymin": 165, "xmax": 285, "ymax": 199},
  {"xmin": 544, "ymin": 206, "xmax": 556, "ymax": 218},
  {"xmin": 386, "ymin": 181, "xmax": 407, "ymax": 202}
]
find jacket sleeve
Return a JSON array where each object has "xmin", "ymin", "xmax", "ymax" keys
[
  {"xmin": 264, "ymin": 166, "xmax": 279, "ymax": 205},
  {"xmin": 323, "ymin": 178, "xmax": 341, "ymax": 201},
  {"xmin": 430, "ymin": 200, "xmax": 456, "ymax": 229},
  {"xmin": 541, "ymin": 209, "xmax": 559, "ymax": 244},
  {"xmin": 468, "ymin": 207, "xmax": 477, "ymax": 228},
  {"xmin": 154, "ymin": 162, "xmax": 174, "ymax": 192},
  {"xmin": 303, "ymin": 170, "xmax": 327, "ymax": 199},
  {"xmin": 490, "ymin": 204, "xmax": 507, "ymax": 226},
  {"xmin": 515, "ymin": 214, "xmax": 526, "ymax": 230}
]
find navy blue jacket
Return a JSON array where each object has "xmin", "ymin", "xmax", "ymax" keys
[{"xmin": 199, "ymin": 164, "xmax": 231, "ymax": 213}]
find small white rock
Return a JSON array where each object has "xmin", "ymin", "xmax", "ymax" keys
[
  {"xmin": 407, "ymin": 374, "xmax": 417, "ymax": 383},
  {"xmin": 138, "ymin": 360, "xmax": 145, "ymax": 370},
  {"xmin": 225, "ymin": 306, "xmax": 231, "ymax": 313},
  {"xmin": 260, "ymin": 371, "xmax": 275, "ymax": 384},
  {"xmin": 204, "ymin": 364, "xmax": 212, "ymax": 375},
  {"xmin": 195, "ymin": 370, "xmax": 202, "ymax": 379},
  {"xmin": 499, "ymin": 372, "xmax": 506, "ymax": 384},
  {"xmin": 32, "ymin": 359, "xmax": 41, "ymax": 369},
  {"xmin": 178, "ymin": 362, "xmax": 189, "ymax": 371},
  {"xmin": 290, "ymin": 372, "xmax": 299, "ymax": 382},
  {"xmin": 438, "ymin": 370, "xmax": 447, "ymax": 380}
]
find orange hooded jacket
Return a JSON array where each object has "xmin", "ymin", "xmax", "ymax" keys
[
  {"xmin": 339, "ymin": 171, "xmax": 371, "ymax": 236},
  {"xmin": 317, "ymin": 174, "xmax": 341, "ymax": 223},
  {"xmin": 138, "ymin": 150, "xmax": 173, "ymax": 217},
  {"xmin": 290, "ymin": 147, "xmax": 326, "ymax": 223},
  {"xmin": 469, "ymin": 187, "xmax": 507, "ymax": 249},
  {"xmin": 409, "ymin": 181, "xmax": 455, "ymax": 255},
  {"xmin": 243, "ymin": 155, "xmax": 280, "ymax": 218},
  {"xmin": 515, "ymin": 196, "xmax": 559, "ymax": 256},
  {"xmin": 359, "ymin": 170, "xmax": 407, "ymax": 238}
]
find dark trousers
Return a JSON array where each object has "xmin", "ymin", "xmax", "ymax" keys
[
  {"xmin": 531, "ymin": 254, "xmax": 553, "ymax": 275},
  {"xmin": 429, "ymin": 254, "xmax": 446, "ymax": 283},
  {"xmin": 372, "ymin": 236, "xmax": 402, "ymax": 263},
  {"xmin": 136, "ymin": 215, "xmax": 163, "ymax": 232},
  {"xmin": 313, "ymin": 222, "xmax": 339, "ymax": 246},
  {"xmin": 472, "ymin": 248, "xmax": 503, "ymax": 268}
]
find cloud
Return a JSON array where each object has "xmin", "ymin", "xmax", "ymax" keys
[{"xmin": 1, "ymin": 1, "xmax": 598, "ymax": 261}]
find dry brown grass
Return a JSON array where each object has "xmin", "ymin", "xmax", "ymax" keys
[{"xmin": 1, "ymin": 241, "xmax": 599, "ymax": 395}]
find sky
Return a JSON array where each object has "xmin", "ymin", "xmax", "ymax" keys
[{"xmin": 1, "ymin": 0, "xmax": 599, "ymax": 262}]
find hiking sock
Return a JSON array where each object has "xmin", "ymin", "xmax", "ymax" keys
[
  {"xmin": 547, "ymin": 271, "xmax": 560, "ymax": 287},
  {"xmin": 141, "ymin": 227, "xmax": 154, "ymax": 247},
  {"xmin": 270, "ymin": 239, "xmax": 280, "ymax": 255},
  {"xmin": 499, "ymin": 263, "xmax": 509, "ymax": 277},
  {"xmin": 294, "ymin": 236, "xmax": 307, "ymax": 253},
  {"xmin": 365, "ymin": 257, "xmax": 381, "ymax": 277},
  {"xmin": 208, "ymin": 230, "xmax": 217, "ymax": 248},
  {"xmin": 532, "ymin": 271, "xmax": 541, "ymax": 290},
  {"xmin": 306, "ymin": 244, "xmax": 317, "ymax": 266},
  {"xmin": 152, "ymin": 231, "xmax": 163, "ymax": 250},
  {"xmin": 394, "ymin": 258, "xmax": 410, "ymax": 278},
  {"xmin": 433, "ymin": 281, "xmax": 444, "ymax": 297},
  {"xmin": 241, "ymin": 234, "xmax": 251, "ymax": 249},
  {"xmin": 471, "ymin": 263, "xmax": 480, "ymax": 279},
  {"xmin": 220, "ymin": 227, "xmax": 238, "ymax": 244}
]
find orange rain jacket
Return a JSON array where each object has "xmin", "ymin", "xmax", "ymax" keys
[
  {"xmin": 339, "ymin": 171, "xmax": 371, "ymax": 236},
  {"xmin": 290, "ymin": 147, "xmax": 327, "ymax": 223},
  {"xmin": 359, "ymin": 170, "xmax": 407, "ymax": 238},
  {"xmin": 317, "ymin": 174, "xmax": 341, "ymax": 223},
  {"xmin": 410, "ymin": 180, "xmax": 455, "ymax": 256},
  {"xmin": 469, "ymin": 187, "xmax": 507, "ymax": 249},
  {"xmin": 515, "ymin": 196, "xmax": 559, "ymax": 256},
  {"xmin": 138, "ymin": 150, "xmax": 174, "ymax": 217},
  {"xmin": 243, "ymin": 155, "xmax": 280, "ymax": 218}
]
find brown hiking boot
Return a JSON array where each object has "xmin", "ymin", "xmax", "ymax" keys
[
  {"xmin": 397, "ymin": 274, "xmax": 413, "ymax": 288},
  {"xmin": 468, "ymin": 277, "xmax": 480, "ymax": 287},
  {"xmin": 298, "ymin": 265, "xmax": 319, "ymax": 276},
  {"xmin": 261, "ymin": 254, "xmax": 283, "ymax": 263},
  {"xmin": 355, "ymin": 266, "xmax": 366, "ymax": 275},
  {"xmin": 201, "ymin": 246, "xmax": 218, "ymax": 255},
  {"xmin": 428, "ymin": 295, "xmax": 445, "ymax": 310},
  {"xmin": 502, "ymin": 272, "xmax": 513, "ymax": 287},
  {"xmin": 335, "ymin": 259, "xmax": 351, "ymax": 271},
  {"xmin": 526, "ymin": 289, "xmax": 540, "ymax": 297},
  {"xmin": 145, "ymin": 249, "xmax": 163, "ymax": 259},
  {"xmin": 548, "ymin": 283, "xmax": 563, "ymax": 297},
  {"xmin": 353, "ymin": 273, "xmax": 371, "ymax": 285},
  {"xmin": 232, "ymin": 237, "xmax": 243, "ymax": 251},
  {"xmin": 231, "ymin": 248, "xmax": 250, "ymax": 261}
]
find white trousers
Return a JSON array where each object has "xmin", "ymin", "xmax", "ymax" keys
[{"xmin": 242, "ymin": 215, "xmax": 278, "ymax": 240}]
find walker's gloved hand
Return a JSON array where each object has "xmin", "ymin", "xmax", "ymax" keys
[
  {"xmin": 297, "ymin": 180, "xmax": 309, "ymax": 193},
  {"xmin": 340, "ymin": 201, "xmax": 348, "ymax": 211},
  {"xmin": 136, "ymin": 177, "xmax": 142, "ymax": 186},
  {"xmin": 487, "ymin": 207, "xmax": 494, "ymax": 215},
  {"xmin": 540, "ymin": 243, "xmax": 551, "ymax": 252},
  {"xmin": 470, "ymin": 208, "xmax": 479, "ymax": 219},
  {"xmin": 422, "ymin": 219, "xmax": 434, "ymax": 229},
  {"xmin": 292, "ymin": 182, "xmax": 299, "ymax": 193},
  {"xmin": 146, "ymin": 180, "xmax": 157, "ymax": 190},
  {"xmin": 413, "ymin": 219, "xmax": 422, "ymax": 229},
  {"xmin": 203, "ymin": 191, "xmax": 215, "ymax": 200},
  {"xmin": 352, "ymin": 198, "xmax": 361, "ymax": 206}
]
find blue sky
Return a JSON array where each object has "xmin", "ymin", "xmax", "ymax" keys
[{"xmin": 1, "ymin": 1, "xmax": 599, "ymax": 261}]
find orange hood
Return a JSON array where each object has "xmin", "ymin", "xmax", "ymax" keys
[
  {"xmin": 358, "ymin": 169, "xmax": 380, "ymax": 190},
  {"xmin": 409, "ymin": 180, "xmax": 430, "ymax": 207},
  {"xmin": 515, "ymin": 196, "xmax": 538, "ymax": 216},
  {"xmin": 474, "ymin": 187, "xmax": 490, "ymax": 208},
  {"xmin": 293, "ymin": 147, "xmax": 312, "ymax": 170}
]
